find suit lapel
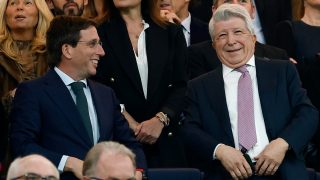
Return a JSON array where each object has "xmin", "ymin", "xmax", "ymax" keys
[
  {"xmin": 255, "ymin": 58, "xmax": 277, "ymax": 137},
  {"xmin": 87, "ymin": 80, "xmax": 108, "ymax": 141},
  {"xmin": 205, "ymin": 67, "xmax": 234, "ymax": 143},
  {"xmin": 106, "ymin": 18, "xmax": 144, "ymax": 96},
  {"xmin": 145, "ymin": 22, "xmax": 168, "ymax": 99},
  {"xmin": 43, "ymin": 70, "xmax": 92, "ymax": 145}
]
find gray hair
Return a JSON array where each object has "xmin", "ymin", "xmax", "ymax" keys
[
  {"xmin": 209, "ymin": 4, "xmax": 255, "ymax": 40},
  {"xmin": 83, "ymin": 141, "xmax": 136, "ymax": 176},
  {"xmin": 6, "ymin": 154, "xmax": 59, "ymax": 180}
]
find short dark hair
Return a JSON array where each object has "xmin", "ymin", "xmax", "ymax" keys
[{"xmin": 46, "ymin": 15, "xmax": 97, "ymax": 68}]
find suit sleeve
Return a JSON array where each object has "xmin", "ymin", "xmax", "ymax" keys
[
  {"xmin": 278, "ymin": 62, "xmax": 319, "ymax": 156},
  {"xmin": 160, "ymin": 25, "xmax": 188, "ymax": 121},
  {"xmin": 181, "ymin": 81, "xmax": 219, "ymax": 162},
  {"xmin": 10, "ymin": 83, "xmax": 64, "ymax": 166}
]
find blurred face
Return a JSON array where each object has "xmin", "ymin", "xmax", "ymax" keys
[
  {"xmin": 69, "ymin": 26, "xmax": 105, "ymax": 80},
  {"xmin": 159, "ymin": 0, "xmax": 173, "ymax": 10},
  {"xmin": 172, "ymin": 0, "xmax": 188, "ymax": 14},
  {"xmin": 89, "ymin": 153, "xmax": 136, "ymax": 180},
  {"xmin": 8, "ymin": 156, "xmax": 59, "ymax": 180},
  {"xmin": 113, "ymin": 0, "xmax": 141, "ymax": 10},
  {"xmin": 213, "ymin": 17, "xmax": 256, "ymax": 68},
  {"xmin": 213, "ymin": 0, "xmax": 255, "ymax": 18},
  {"xmin": 5, "ymin": 0, "xmax": 39, "ymax": 32},
  {"xmin": 49, "ymin": 0, "xmax": 88, "ymax": 16}
]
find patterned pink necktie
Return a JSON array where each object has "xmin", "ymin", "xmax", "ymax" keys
[{"xmin": 237, "ymin": 65, "xmax": 257, "ymax": 152}]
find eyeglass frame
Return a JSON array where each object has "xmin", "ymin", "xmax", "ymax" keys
[
  {"xmin": 77, "ymin": 39, "xmax": 103, "ymax": 49},
  {"xmin": 10, "ymin": 172, "xmax": 59, "ymax": 180},
  {"xmin": 88, "ymin": 176, "xmax": 136, "ymax": 180}
]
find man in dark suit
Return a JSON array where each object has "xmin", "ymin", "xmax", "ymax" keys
[
  {"xmin": 188, "ymin": 0, "xmax": 289, "ymax": 79},
  {"xmin": 10, "ymin": 16, "xmax": 146, "ymax": 180},
  {"xmin": 171, "ymin": 0, "xmax": 211, "ymax": 46},
  {"xmin": 182, "ymin": 4, "xmax": 318, "ymax": 179}
]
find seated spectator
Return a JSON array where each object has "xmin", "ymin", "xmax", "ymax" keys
[
  {"xmin": 46, "ymin": 0, "xmax": 87, "ymax": 16},
  {"xmin": 0, "ymin": 0, "xmax": 53, "ymax": 175},
  {"xmin": 187, "ymin": 0, "xmax": 289, "ymax": 79},
  {"xmin": 83, "ymin": 141, "xmax": 140, "ymax": 180},
  {"xmin": 182, "ymin": 4, "xmax": 318, "ymax": 179},
  {"xmin": 159, "ymin": 0, "xmax": 210, "ymax": 46},
  {"xmin": 10, "ymin": 16, "xmax": 146, "ymax": 180},
  {"xmin": 275, "ymin": 0, "xmax": 320, "ymax": 83},
  {"xmin": 6, "ymin": 154, "xmax": 59, "ymax": 180}
]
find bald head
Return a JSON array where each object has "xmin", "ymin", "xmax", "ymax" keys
[{"xmin": 7, "ymin": 155, "xmax": 59, "ymax": 180}]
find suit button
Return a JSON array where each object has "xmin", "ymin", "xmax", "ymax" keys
[
  {"xmin": 168, "ymin": 132, "xmax": 173, "ymax": 137},
  {"xmin": 110, "ymin": 77, "xmax": 115, "ymax": 82},
  {"xmin": 168, "ymin": 84, "xmax": 172, "ymax": 87}
]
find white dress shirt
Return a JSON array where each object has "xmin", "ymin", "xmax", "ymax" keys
[
  {"xmin": 54, "ymin": 67, "xmax": 100, "ymax": 172},
  {"xmin": 214, "ymin": 56, "xmax": 269, "ymax": 161},
  {"xmin": 252, "ymin": 0, "xmax": 266, "ymax": 44},
  {"xmin": 135, "ymin": 21, "xmax": 150, "ymax": 99},
  {"xmin": 181, "ymin": 13, "xmax": 191, "ymax": 47}
]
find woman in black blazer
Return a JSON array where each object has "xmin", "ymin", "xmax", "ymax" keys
[{"xmin": 93, "ymin": 0, "xmax": 188, "ymax": 167}]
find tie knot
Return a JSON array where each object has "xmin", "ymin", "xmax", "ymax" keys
[
  {"xmin": 70, "ymin": 82, "xmax": 85, "ymax": 94},
  {"xmin": 236, "ymin": 65, "xmax": 249, "ymax": 74}
]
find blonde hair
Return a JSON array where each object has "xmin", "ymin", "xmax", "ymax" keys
[
  {"xmin": 0, "ymin": 0, "xmax": 53, "ymax": 60},
  {"xmin": 291, "ymin": 0, "xmax": 304, "ymax": 20}
]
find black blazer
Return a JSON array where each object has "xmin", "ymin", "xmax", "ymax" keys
[
  {"xmin": 254, "ymin": 0, "xmax": 292, "ymax": 45},
  {"xmin": 190, "ymin": 16, "xmax": 211, "ymax": 45},
  {"xmin": 183, "ymin": 57, "xmax": 318, "ymax": 179},
  {"xmin": 94, "ymin": 16, "xmax": 188, "ymax": 167},
  {"xmin": 187, "ymin": 40, "xmax": 289, "ymax": 79}
]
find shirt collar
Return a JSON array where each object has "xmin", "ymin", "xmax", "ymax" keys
[
  {"xmin": 222, "ymin": 55, "xmax": 255, "ymax": 77},
  {"xmin": 54, "ymin": 67, "xmax": 87, "ymax": 87},
  {"xmin": 181, "ymin": 13, "xmax": 191, "ymax": 33}
]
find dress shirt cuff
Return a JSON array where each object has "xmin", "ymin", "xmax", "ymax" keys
[
  {"xmin": 213, "ymin": 143, "xmax": 223, "ymax": 160},
  {"xmin": 58, "ymin": 155, "xmax": 69, "ymax": 173}
]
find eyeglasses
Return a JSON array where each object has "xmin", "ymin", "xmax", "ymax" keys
[
  {"xmin": 10, "ymin": 173, "xmax": 59, "ymax": 180},
  {"xmin": 88, "ymin": 177, "xmax": 136, "ymax": 180},
  {"xmin": 77, "ymin": 39, "xmax": 102, "ymax": 49}
]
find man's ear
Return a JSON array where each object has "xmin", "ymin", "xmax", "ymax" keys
[
  {"xmin": 46, "ymin": 0, "xmax": 54, "ymax": 9},
  {"xmin": 62, "ymin": 44, "xmax": 72, "ymax": 59}
]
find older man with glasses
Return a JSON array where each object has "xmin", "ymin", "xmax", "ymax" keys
[{"xmin": 7, "ymin": 154, "xmax": 59, "ymax": 180}]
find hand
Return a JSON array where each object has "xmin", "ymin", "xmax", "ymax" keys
[
  {"xmin": 254, "ymin": 138, "xmax": 289, "ymax": 176},
  {"xmin": 64, "ymin": 157, "xmax": 83, "ymax": 179},
  {"xmin": 9, "ymin": 88, "xmax": 17, "ymax": 98},
  {"xmin": 216, "ymin": 144, "xmax": 252, "ymax": 179},
  {"xmin": 135, "ymin": 171, "xmax": 143, "ymax": 180},
  {"xmin": 135, "ymin": 117, "xmax": 164, "ymax": 144},
  {"xmin": 160, "ymin": 10, "xmax": 181, "ymax": 24}
]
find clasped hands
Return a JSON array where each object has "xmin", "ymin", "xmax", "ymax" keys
[{"xmin": 216, "ymin": 138, "xmax": 289, "ymax": 180}]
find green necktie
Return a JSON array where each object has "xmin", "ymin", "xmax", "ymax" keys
[{"xmin": 70, "ymin": 82, "xmax": 93, "ymax": 143}]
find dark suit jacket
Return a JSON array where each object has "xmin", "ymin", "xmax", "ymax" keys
[
  {"xmin": 183, "ymin": 57, "xmax": 318, "ymax": 179},
  {"xmin": 188, "ymin": 40, "xmax": 289, "ymax": 79},
  {"xmin": 190, "ymin": 16, "xmax": 211, "ymax": 45},
  {"xmin": 10, "ymin": 69, "xmax": 146, "ymax": 179},
  {"xmin": 254, "ymin": 0, "xmax": 292, "ymax": 45},
  {"xmin": 93, "ymin": 16, "xmax": 188, "ymax": 167}
]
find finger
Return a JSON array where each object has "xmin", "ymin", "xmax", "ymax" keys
[
  {"xmin": 230, "ymin": 171, "xmax": 238, "ymax": 180},
  {"xmin": 265, "ymin": 162, "xmax": 276, "ymax": 176},
  {"xmin": 257, "ymin": 160, "xmax": 270, "ymax": 176},
  {"xmin": 271, "ymin": 165, "xmax": 279, "ymax": 175},
  {"xmin": 242, "ymin": 160, "xmax": 253, "ymax": 177},
  {"xmin": 234, "ymin": 168, "xmax": 243, "ymax": 179},
  {"xmin": 238, "ymin": 165, "xmax": 249, "ymax": 179},
  {"xmin": 254, "ymin": 157, "xmax": 263, "ymax": 174}
]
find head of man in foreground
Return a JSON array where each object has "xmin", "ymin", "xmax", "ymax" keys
[
  {"xmin": 83, "ymin": 141, "xmax": 136, "ymax": 180},
  {"xmin": 7, "ymin": 154, "xmax": 59, "ymax": 180}
]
